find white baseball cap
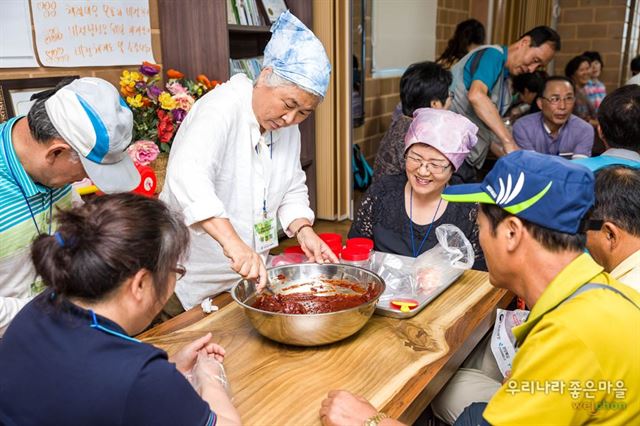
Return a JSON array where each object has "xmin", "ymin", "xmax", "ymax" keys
[{"xmin": 45, "ymin": 77, "xmax": 140, "ymax": 193}]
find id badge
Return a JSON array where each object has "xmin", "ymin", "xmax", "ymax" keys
[{"xmin": 254, "ymin": 215, "xmax": 278, "ymax": 252}]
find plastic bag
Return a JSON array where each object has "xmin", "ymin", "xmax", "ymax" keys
[
  {"xmin": 373, "ymin": 224, "xmax": 475, "ymax": 311},
  {"xmin": 187, "ymin": 351, "xmax": 231, "ymax": 395},
  {"xmin": 413, "ymin": 224, "xmax": 475, "ymax": 296},
  {"xmin": 370, "ymin": 251, "xmax": 416, "ymax": 305}
]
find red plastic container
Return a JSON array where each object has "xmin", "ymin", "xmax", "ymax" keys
[
  {"xmin": 326, "ymin": 241, "xmax": 343, "ymax": 256},
  {"xmin": 340, "ymin": 245, "xmax": 371, "ymax": 268},
  {"xmin": 283, "ymin": 245, "xmax": 305, "ymax": 255},
  {"xmin": 319, "ymin": 233, "xmax": 342, "ymax": 246},
  {"xmin": 346, "ymin": 237, "xmax": 374, "ymax": 252}
]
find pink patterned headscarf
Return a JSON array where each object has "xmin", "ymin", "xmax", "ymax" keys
[{"xmin": 404, "ymin": 108, "xmax": 479, "ymax": 170}]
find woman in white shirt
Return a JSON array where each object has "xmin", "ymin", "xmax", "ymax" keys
[{"xmin": 160, "ymin": 11, "xmax": 338, "ymax": 312}]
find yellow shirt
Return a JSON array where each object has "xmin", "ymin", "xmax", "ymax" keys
[
  {"xmin": 611, "ymin": 249, "xmax": 640, "ymax": 292},
  {"xmin": 484, "ymin": 254, "xmax": 640, "ymax": 425}
]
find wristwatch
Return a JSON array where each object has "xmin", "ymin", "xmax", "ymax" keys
[{"xmin": 363, "ymin": 412, "xmax": 388, "ymax": 426}]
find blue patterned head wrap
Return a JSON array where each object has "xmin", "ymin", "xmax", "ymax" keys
[{"xmin": 262, "ymin": 10, "xmax": 331, "ymax": 97}]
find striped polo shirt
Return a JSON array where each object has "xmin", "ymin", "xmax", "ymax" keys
[{"xmin": 0, "ymin": 116, "xmax": 72, "ymax": 334}]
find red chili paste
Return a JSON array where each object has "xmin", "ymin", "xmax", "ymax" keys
[{"xmin": 252, "ymin": 279, "xmax": 377, "ymax": 314}]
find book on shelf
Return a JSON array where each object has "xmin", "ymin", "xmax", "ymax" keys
[
  {"xmin": 230, "ymin": 0, "xmax": 265, "ymax": 26},
  {"xmin": 261, "ymin": 0, "xmax": 288, "ymax": 23},
  {"xmin": 229, "ymin": 57, "xmax": 264, "ymax": 81},
  {"xmin": 227, "ymin": 0, "xmax": 239, "ymax": 24}
]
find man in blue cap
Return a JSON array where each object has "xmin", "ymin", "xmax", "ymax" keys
[
  {"xmin": 318, "ymin": 152, "xmax": 639, "ymax": 426},
  {"xmin": 442, "ymin": 151, "xmax": 640, "ymax": 425},
  {"xmin": 160, "ymin": 11, "xmax": 338, "ymax": 317}
]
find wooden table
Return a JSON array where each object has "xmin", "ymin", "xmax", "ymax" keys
[{"xmin": 140, "ymin": 270, "xmax": 511, "ymax": 425}]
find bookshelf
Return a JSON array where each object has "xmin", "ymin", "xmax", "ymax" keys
[{"xmin": 157, "ymin": 0, "xmax": 317, "ymax": 210}]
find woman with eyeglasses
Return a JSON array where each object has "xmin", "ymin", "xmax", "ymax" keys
[
  {"xmin": 565, "ymin": 55, "xmax": 596, "ymax": 123},
  {"xmin": 349, "ymin": 109, "xmax": 486, "ymax": 269},
  {"xmin": 0, "ymin": 194, "xmax": 241, "ymax": 426}
]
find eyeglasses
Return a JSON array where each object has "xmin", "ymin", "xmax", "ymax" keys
[
  {"xmin": 583, "ymin": 220, "xmax": 604, "ymax": 231},
  {"xmin": 405, "ymin": 154, "xmax": 451, "ymax": 174},
  {"xmin": 541, "ymin": 95, "xmax": 576, "ymax": 105},
  {"xmin": 172, "ymin": 264, "xmax": 187, "ymax": 281}
]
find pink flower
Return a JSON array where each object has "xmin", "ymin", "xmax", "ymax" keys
[
  {"xmin": 173, "ymin": 93, "xmax": 195, "ymax": 112},
  {"xmin": 127, "ymin": 140, "xmax": 160, "ymax": 166},
  {"xmin": 166, "ymin": 81, "xmax": 188, "ymax": 95}
]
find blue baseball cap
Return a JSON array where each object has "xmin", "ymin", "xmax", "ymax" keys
[{"xmin": 442, "ymin": 151, "xmax": 595, "ymax": 234}]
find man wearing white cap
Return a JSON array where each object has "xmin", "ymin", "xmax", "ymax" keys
[
  {"xmin": 0, "ymin": 77, "xmax": 139, "ymax": 335},
  {"xmin": 160, "ymin": 11, "xmax": 338, "ymax": 315}
]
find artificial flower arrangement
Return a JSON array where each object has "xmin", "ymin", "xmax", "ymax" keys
[{"xmin": 120, "ymin": 61, "xmax": 219, "ymax": 156}]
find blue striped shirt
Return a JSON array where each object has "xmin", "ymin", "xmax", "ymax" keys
[
  {"xmin": 0, "ymin": 116, "xmax": 73, "ymax": 334},
  {"xmin": 1, "ymin": 117, "xmax": 71, "ymax": 234}
]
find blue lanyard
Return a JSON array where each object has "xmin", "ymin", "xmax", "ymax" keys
[
  {"xmin": 89, "ymin": 310, "xmax": 140, "ymax": 343},
  {"xmin": 409, "ymin": 188, "xmax": 443, "ymax": 258},
  {"xmin": 5, "ymin": 154, "xmax": 53, "ymax": 235}
]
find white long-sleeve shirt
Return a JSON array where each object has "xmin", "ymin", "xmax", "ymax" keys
[{"xmin": 160, "ymin": 74, "xmax": 314, "ymax": 309}]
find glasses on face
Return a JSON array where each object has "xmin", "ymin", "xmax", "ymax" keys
[
  {"xmin": 584, "ymin": 220, "xmax": 604, "ymax": 231},
  {"xmin": 172, "ymin": 264, "xmax": 187, "ymax": 281},
  {"xmin": 405, "ymin": 154, "xmax": 451, "ymax": 174},
  {"xmin": 541, "ymin": 95, "xmax": 576, "ymax": 106}
]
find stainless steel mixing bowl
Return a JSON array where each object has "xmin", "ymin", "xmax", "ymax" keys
[{"xmin": 231, "ymin": 263, "xmax": 385, "ymax": 346}]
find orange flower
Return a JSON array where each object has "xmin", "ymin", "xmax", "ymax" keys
[
  {"xmin": 197, "ymin": 74, "xmax": 211, "ymax": 87},
  {"xmin": 197, "ymin": 74, "xmax": 219, "ymax": 90},
  {"xmin": 167, "ymin": 69, "xmax": 185, "ymax": 79},
  {"xmin": 120, "ymin": 85, "xmax": 136, "ymax": 97},
  {"xmin": 142, "ymin": 61, "xmax": 161, "ymax": 72}
]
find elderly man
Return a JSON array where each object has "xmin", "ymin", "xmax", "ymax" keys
[
  {"xmin": 319, "ymin": 152, "xmax": 639, "ymax": 426},
  {"xmin": 513, "ymin": 76, "xmax": 594, "ymax": 159},
  {"xmin": 587, "ymin": 166, "xmax": 640, "ymax": 291},
  {"xmin": 0, "ymin": 77, "xmax": 139, "ymax": 335},
  {"xmin": 160, "ymin": 11, "xmax": 338, "ymax": 316},
  {"xmin": 449, "ymin": 26, "xmax": 560, "ymax": 181},
  {"xmin": 444, "ymin": 151, "xmax": 639, "ymax": 425},
  {"xmin": 574, "ymin": 84, "xmax": 640, "ymax": 171}
]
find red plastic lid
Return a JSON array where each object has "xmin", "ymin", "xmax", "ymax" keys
[
  {"xmin": 346, "ymin": 237, "xmax": 374, "ymax": 251},
  {"xmin": 284, "ymin": 245, "xmax": 305, "ymax": 255},
  {"xmin": 340, "ymin": 246, "xmax": 370, "ymax": 261},
  {"xmin": 319, "ymin": 233, "xmax": 342, "ymax": 245},
  {"xmin": 327, "ymin": 241, "xmax": 342, "ymax": 256}
]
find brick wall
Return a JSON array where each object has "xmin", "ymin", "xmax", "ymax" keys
[
  {"xmin": 0, "ymin": 0, "xmax": 162, "ymax": 87},
  {"xmin": 354, "ymin": 0, "xmax": 473, "ymax": 164},
  {"xmin": 555, "ymin": 0, "xmax": 628, "ymax": 92}
]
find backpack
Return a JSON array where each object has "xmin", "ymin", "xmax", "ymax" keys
[{"xmin": 352, "ymin": 143, "xmax": 373, "ymax": 190}]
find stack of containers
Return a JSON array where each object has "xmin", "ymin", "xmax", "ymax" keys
[
  {"xmin": 280, "ymin": 235, "xmax": 375, "ymax": 270},
  {"xmin": 340, "ymin": 237, "xmax": 374, "ymax": 269},
  {"xmin": 318, "ymin": 233, "xmax": 343, "ymax": 257}
]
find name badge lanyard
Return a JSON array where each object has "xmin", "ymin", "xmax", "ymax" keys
[
  {"xmin": 257, "ymin": 132, "xmax": 273, "ymax": 219},
  {"xmin": 409, "ymin": 188, "xmax": 443, "ymax": 258},
  {"xmin": 6, "ymin": 156, "xmax": 53, "ymax": 235}
]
